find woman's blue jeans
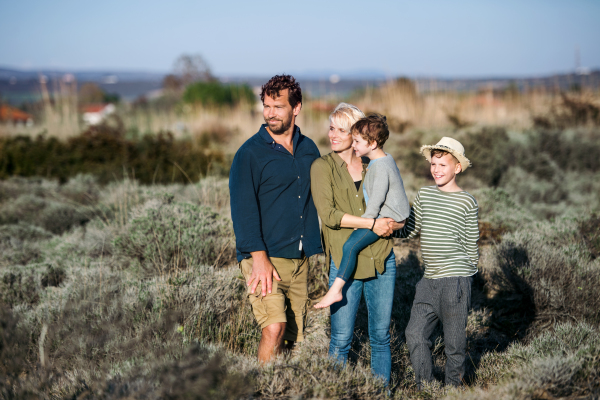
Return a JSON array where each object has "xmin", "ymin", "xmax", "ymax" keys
[
  {"xmin": 336, "ymin": 228, "xmax": 380, "ymax": 282},
  {"xmin": 328, "ymin": 250, "xmax": 396, "ymax": 385}
]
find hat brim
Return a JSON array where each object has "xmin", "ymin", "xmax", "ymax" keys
[{"xmin": 420, "ymin": 145, "xmax": 472, "ymax": 171}]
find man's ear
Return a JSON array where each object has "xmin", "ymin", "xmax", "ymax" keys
[{"xmin": 293, "ymin": 102, "xmax": 302, "ymax": 116}]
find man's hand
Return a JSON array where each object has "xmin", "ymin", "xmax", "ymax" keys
[
  {"xmin": 389, "ymin": 219, "xmax": 406, "ymax": 231},
  {"xmin": 248, "ymin": 251, "xmax": 281, "ymax": 297},
  {"xmin": 373, "ymin": 218, "xmax": 395, "ymax": 237}
]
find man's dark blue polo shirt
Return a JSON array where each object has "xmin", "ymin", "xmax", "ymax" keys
[{"xmin": 229, "ymin": 124, "xmax": 322, "ymax": 262}]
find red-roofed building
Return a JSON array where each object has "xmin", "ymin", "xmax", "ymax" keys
[
  {"xmin": 81, "ymin": 103, "xmax": 115, "ymax": 125},
  {"xmin": 0, "ymin": 104, "xmax": 33, "ymax": 125}
]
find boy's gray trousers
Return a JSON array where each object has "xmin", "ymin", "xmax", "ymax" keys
[{"xmin": 405, "ymin": 276, "xmax": 472, "ymax": 387}]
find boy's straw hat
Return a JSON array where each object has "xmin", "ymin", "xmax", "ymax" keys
[{"xmin": 420, "ymin": 137, "xmax": 472, "ymax": 171}]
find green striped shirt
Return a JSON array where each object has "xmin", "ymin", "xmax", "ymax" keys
[{"xmin": 396, "ymin": 186, "xmax": 479, "ymax": 279}]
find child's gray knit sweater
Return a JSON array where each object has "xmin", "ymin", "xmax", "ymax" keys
[{"xmin": 362, "ymin": 154, "xmax": 410, "ymax": 222}]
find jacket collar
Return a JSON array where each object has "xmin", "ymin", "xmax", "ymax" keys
[{"xmin": 330, "ymin": 151, "xmax": 367, "ymax": 168}]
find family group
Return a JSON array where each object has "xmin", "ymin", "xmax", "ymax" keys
[{"xmin": 229, "ymin": 74, "xmax": 479, "ymax": 388}]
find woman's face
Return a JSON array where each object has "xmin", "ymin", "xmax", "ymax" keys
[{"xmin": 328, "ymin": 120, "xmax": 353, "ymax": 152}]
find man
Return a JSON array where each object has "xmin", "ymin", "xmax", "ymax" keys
[{"xmin": 229, "ymin": 75, "xmax": 322, "ymax": 362}]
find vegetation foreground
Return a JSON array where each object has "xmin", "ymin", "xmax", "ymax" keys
[{"xmin": 1, "ymin": 124, "xmax": 600, "ymax": 399}]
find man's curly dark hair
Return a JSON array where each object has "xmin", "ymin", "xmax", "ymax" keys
[{"xmin": 260, "ymin": 75, "xmax": 302, "ymax": 109}]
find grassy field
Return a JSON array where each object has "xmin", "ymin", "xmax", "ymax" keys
[{"xmin": 1, "ymin": 84, "xmax": 600, "ymax": 399}]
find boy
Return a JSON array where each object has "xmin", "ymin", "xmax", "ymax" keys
[
  {"xmin": 398, "ymin": 137, "xmax": 479, "ymax": 387},
  {"xmin": 315, "ymin": 114, "xmax": 410, "ymax": 308}
]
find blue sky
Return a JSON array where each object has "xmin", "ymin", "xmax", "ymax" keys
[{"xmin": 1, "ymin": 0, "xmax": 599, "ymax": 77}]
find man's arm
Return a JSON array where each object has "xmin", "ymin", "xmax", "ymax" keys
[
  {"xmin": 230, "ymin": 148, "xmax": 267, "ymax": 253},
  {"xmin": 230, "ymin": 148, "xmax": 280, "ymax": 296}
]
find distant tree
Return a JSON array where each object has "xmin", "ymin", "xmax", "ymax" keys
[
  {"xmin": 162, "ymin": 74, "xmax": 183, "ymax": 93},
  {"xmin": 103, "ymin": 92, "xmax": 120, "ymax": 104},
  {"xmin": 173, "ymin": 54, "xmax": 213, "ymax": 86},
  {"xmin": 79, "ymin": 83, "xmax": 105, "ymax": 105}
]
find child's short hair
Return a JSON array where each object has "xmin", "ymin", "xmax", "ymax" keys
[
  {"xmin": 351, "ymin": 114, "xmax": 389, "ymax": 148},
  {"xmin": 430, "ymin": 149, "xmax": 460, "ymax": 164}
]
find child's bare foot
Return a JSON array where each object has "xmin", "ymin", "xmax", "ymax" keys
[
  {"xmin": 314, "ymin": 277, "xmax": 346, "ymax": 309},
  {"xmin": 314, "ymin": 290, "xmax": 343, "ymax": 308}
]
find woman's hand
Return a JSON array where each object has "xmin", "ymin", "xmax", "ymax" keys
[
  {"xmin": 373, "ymin": 218, "xmax": 395, "ymax": 237},
  {"xmin": 389, "ymin": 220, "xmax": 405, "ymax": 231}
]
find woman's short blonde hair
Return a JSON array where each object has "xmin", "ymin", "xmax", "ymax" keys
[{"xmin": 329, "ymin": 102, "xmax": 365, "ymax": 134}]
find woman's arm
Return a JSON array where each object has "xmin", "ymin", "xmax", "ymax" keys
[
  {"xmin": 340, "ymin": 214, "xmax": 394, "ymax": 236},
  {"xmin": 311, "ymin": 158, "xmax": 393, "ymax": 236},
  {"xmin": 310, "ymin": 159, "xmax": 347, "ymax": 229}
]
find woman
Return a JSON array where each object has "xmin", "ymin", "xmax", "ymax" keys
[{"xmin": 310, "ymin": 103, "xmax": 404, "ymax": 384}]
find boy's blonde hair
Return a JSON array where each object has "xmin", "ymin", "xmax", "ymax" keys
[{"xmin": 329, "ymin": 103, "xmax": 365, "ymax": 134}]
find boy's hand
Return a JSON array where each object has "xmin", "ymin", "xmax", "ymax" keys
[{"xmin": 373, "ymin": 218, "xmax": 394, "ymax": 236}]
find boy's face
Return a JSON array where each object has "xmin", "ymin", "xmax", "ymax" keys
[
  {"xmin": 352, "ymin": 133, "xmax": 375, "ymax": 158},
  {"xmin": 430, "ymin": 153, "xmax": 462, "ymax": 187}
]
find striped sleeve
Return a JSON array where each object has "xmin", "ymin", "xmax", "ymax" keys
[
  {"xmin": 395, "ymin": 191, "xmax": 422, "ymax": 239},
  {"xmin": 463, "ymin": 203, "xmax": 480, "ymax": 267}
]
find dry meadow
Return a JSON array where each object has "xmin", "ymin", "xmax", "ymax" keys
[{"xmin": 1, "ymin": 82, "xmax": 600, "ymax": 399}]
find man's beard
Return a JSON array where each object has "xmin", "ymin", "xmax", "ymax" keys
[{"xmin": 265, "ymin": 116, "xmax": 292, "ymax": 135}]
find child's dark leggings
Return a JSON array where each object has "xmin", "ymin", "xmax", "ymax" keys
[{"xmin": 336, "ymin": 228, "xmax": 380, "ymax": 282}]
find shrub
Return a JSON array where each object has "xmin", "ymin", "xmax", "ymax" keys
[
  {"xmin": 0, "ymin": 306, "xmax": 33, "ymax": 394},
  {"xmin": 460, "ymin": 127, "xmax": 513, "ymax": 187},
  {"xmin": 182, "ymin": 81, "xmax": 255, "ymax": 107},
  {"xmin": 0, "ymin": 194, "xmax": 90, "ymax": 235},
  {"xmin": 40, "ymin": 265, "xmax": 66, "ymax": 287},
  {"xmin": 0, "ymin": 271, "xmax": 39, "ymax": 307},
  {"xmin": 0, "ymin": 223, "xmax": 51, "ymax": 266},
  {"xmin": 488, "ymin": 216, "xmax": 600, "ymax": 330},
  {"xmin": 580, "ymin": 213, "xmax": 600, "ymax": 259},
  {"xmin": 533, "ymin": 93, "xmax": 600, "ymax": 129},
  {"xmin": 0, "ymin": 222, "xmax": 53, "ymax": 243},
  {"xmin": 453, "ymin": 322, "xmax": 600, "ymax": 399},
  {"xmin": 474, "ymin": 187, "xmax": 534, "ymax": 233},
  {"xmin": 114, "ymin": 195, "xmax": 235, "ymax": 275},
  {"xmin": 0, "ymin": 123, "xmax": 228, "ymax": 184}
]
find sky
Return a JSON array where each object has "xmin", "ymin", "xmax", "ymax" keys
[{"xmin": 1, "ymin": 0, "xmax": 599, "ymax": 78}]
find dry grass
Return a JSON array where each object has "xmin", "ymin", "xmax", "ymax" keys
[{"xmin": 1, "ymin": 82, "xmax": 600, "ymax": 397}]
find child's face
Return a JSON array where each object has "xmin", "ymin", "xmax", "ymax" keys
[
  {"xmin": 352, "ymin": 133, "xmax": 375, "ymax": 158},
  {"xmin": 430, "ymin": 153, "xmax": 462, "ymax": 187}
]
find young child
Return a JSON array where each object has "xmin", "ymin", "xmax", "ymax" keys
[
  {"xmin": 315, "ymin": 114, "xmax": 410, "ymax": 309},
  {"xmin": 398, "ymin": 137, "xmax": 479, "ymax": 387}
]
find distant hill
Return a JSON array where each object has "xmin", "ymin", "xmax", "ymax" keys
[
  {"xmin": 0, "ymin": 67, "xmax": 166, "ymax": 82},
  {"xmin": 0, "ymin": 67, "xmax": 166, "ymax": 104},
  {"xmin": 1, "ymin": 66, "xmax": 598, "ymax": 105}
]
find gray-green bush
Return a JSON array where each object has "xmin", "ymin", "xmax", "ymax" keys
[{"xmin": 113, "ymin": 194, "xmax": 235, "ymax": 275}]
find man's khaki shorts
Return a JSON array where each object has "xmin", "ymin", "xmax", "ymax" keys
[{"xmin": 239, "ymin": 256, "xmax": 309, "ymax": 342}]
